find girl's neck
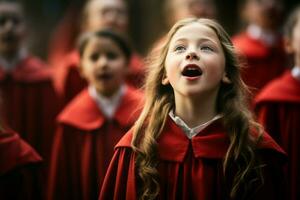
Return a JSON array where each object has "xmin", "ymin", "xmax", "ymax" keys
[{"xmin": 174, "ymin": 92, "xmax": 218, "ymax": 128}]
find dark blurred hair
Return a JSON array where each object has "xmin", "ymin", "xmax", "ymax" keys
[{"xmin": 78, "ymin": 29, "xmax": 132, "ymax": 62}]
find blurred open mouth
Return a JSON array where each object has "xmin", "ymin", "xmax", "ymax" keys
[{"xmin": 96, "ymin": 73, "xmax": 113, "ymax": 81}]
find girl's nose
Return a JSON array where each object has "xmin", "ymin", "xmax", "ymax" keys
[
  {"xmin": 97, "ymin": 56, "xmax": 108, "ymax": 68},
  {"xmin": 185, "ymin": 52, "xmax": 199, "ymax": 60}
]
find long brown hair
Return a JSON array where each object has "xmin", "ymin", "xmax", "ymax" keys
[{"xmin": 132, "ymin": 18, "xmax": 263, "ymax": 200}]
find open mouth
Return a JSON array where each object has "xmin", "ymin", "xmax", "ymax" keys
[
  {"xmin": 96, "ymin": 73, "xmax": 113, "ymax": 80},
  {"xmin": 181, "ymin": 64, "xmax": 202, "ymax": 77}
]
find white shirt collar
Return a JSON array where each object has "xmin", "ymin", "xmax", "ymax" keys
[
  {"xmin": 0, "ymin": 48, "xmax": 28, "ymax": 71},
  {"xmin": 247, "ymin": 24, "xmax": 278, "ymax": 46},
  {"xmin": 88, "ymin": 84, "xmax": 126, "ymax": 119},
  {"xmin": 169, "ymin": 110, "xmax": 222, "ymax": 139},
  {"xmin": 291, "ymin": 66, "xmax": 300, "ymax": 82}
]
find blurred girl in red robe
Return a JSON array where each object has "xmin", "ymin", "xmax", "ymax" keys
[
  {"xmin": 232, "ymin": 0, "xmax": 286, "ymax": 97},
  {"xmin": 99, "ymin": 18, "xmax": 286, "ymax": 200},
  {"xmin": 0, "ymin": 0, "xmax": 58, "ymax": 176},
  {"xmin": 47, "ymin": 29, "xmax": 143, "ymax": 200},
  {"xmin": 254, "ymin": 6, "xmax": 300, "ymax": 200},
  {"xmin": 52, "ymin": 0, "xmax": 144, "ymax": 105}
]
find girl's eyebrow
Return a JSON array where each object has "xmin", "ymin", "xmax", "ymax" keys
[{"xmin": 173, "ymin": 37, "xmax": 219, "ymax": 46}]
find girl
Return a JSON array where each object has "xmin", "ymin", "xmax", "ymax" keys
[
  {"xmin": 47, "ymin": 29, "xmax": 143, "ymax": 200},
  {"xmin": 52, "ymin": 0, "xmax": 144, "ymax": 105},
  {"xmin": 254, "ymin": 6, "xmax": 300, "ymax": 200},
  {"xmin": 99, "ymin": 18, "xmax": 286, "ymax": 200},
  {"xmin": 232, "ymin": 0, "xmax": 286, "ymax": 97}
]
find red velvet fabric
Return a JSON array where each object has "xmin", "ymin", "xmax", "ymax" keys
[
  {"xmin": 232, "ymin": 33, "xmax": 286, "ymax": 96},
  {"xmin": 0, "ymin": 56, "xmax": 59, "ymax": 167},
  {"xmin": 52, "ymin": 49, "xmax": 144, "ymax": 105},
  {"xmin": 47, "ymin": 87, "xmax": 143, "ymax": 200},
  {"xmin": 254, "ymin": 71, "xmax": 300, "ymax": 200},
  {"xmin": 0, "ymin": 129, "xmax": 42, "ymax": 200},
  {"xmin": 99, "ymin": 117, "xmax": 286, "ymax": 200}
]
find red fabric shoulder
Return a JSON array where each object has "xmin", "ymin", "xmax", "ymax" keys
[
  {"xmin": 253, "ymin": 129, "xmax": 286, "ymax": 156},
  {"xmin": 57, "ymin": 89, "xmax": 105, "ymax": 130},
  {"xmin": 255, "ymin": 71, "xmax": 300, "ymax": 104},
  {"xmin": 12, "ymin": 56, "xmax": 52, "ymax": 82},
  {"xmin": 0, "ymin": 129, "xmax": 42, "ymax": 175}
]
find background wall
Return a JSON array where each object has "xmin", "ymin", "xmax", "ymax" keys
[{"xmin": 21, "ymin": 0, "xmax": 299, "ymax": 59}]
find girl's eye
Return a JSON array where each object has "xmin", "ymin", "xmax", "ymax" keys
[
  {"xmin": 200, "ymin": 46, "xmax": 214, "ymax": 52},
  {"xmin": 106, "ymin": 52, "xmax": 118, "ymax": 60},
  {"xmin": 90, "ymin": 53, "xmax": 99, "ymax": 61},
  {"xmin": 174, "ymin": 45, "xmax": 186, "ymax": 52}
]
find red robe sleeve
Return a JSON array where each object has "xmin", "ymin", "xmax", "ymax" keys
[{"xmin": 0, "ymin": 129, "xmax": 43, "ymax": 200}]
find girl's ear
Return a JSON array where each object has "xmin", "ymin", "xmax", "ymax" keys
[
  {"xmin": 284, "ymin": 36, "xmax": 294, "ymax": 54},
  {"xmin": 222, "ymin": 73, "xmax": 231, "ymax": 84},
  {"xmin": 162, "ymin": 76, "xmax": 170, "ymax": 85},
  {"xmin": 78, "ymin": 62, "xmax": 86, "ymax": 78}
]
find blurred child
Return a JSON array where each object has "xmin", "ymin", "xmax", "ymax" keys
[
  {"xmin": 164, "ymin": 0, "xmax": 217, "ymax": 29},
  {"xmin": 254, "ymin": 6, "xmax": 300, "ymax": 200},
  {"xmin": 232, "ymin": 0, "xmax": 286, "ymax": 97},
  {"xmin": 52, "ymin": 0, "xmax": 144, "ymax": 105},
  {"xmin": 0, "ymin": 126, "xmax": 42, "ymax": 200},
  {"xmin": 47, "ymin": 29, "xmax": 143, "ymax": 200},
  {"xmin": 0, "ymin": 0, "xmax": 58, "ymax": 174},
  {"xmin": 99, "ymin": 18, "xmax": 286, "ymax": 200}
]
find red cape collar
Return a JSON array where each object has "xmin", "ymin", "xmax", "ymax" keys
[
  {"xmin": 58, "ymin": 87, "xmax": 143, "ymax": 130},
  {"xmin": 0, "ymin": 56, "xmax": 51, "ymax": 82},
  {"xmin": 116, "ymin": 117, "xmax": 285, "ymax": 162},
  {"xmin": 255, "ymin": 71, "xmax": 300, "ymax": 104},
  {"xmin": 0, "ymin": 129, "xmax": 42, "ymax": 175}
]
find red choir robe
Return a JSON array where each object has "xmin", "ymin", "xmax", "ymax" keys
[
  {"xmin": 53, "ymin": 49, "xmax": 144, "ymax": 105},
  {"xmin": 0, "ymin": 128, "xmax": 43, "ymax": 200},
  {"xmin": 47, "ymin": 86, "xmax": 143, "ymax": 200},
  {"xmin": 232, "ymin": 32, "xmax": 286, "ymax": 96},
  {"xmin": 0, "ymin": 56, "xmax": 59, "ymax": 169},
  {"xmin": 254, "ymin": 71, "xmax": 300, "ymax": 200},
  {"xmin": 99, "ymin": 117, "xmax": 287, "ymax": 200}
]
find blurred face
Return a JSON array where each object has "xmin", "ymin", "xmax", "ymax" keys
[
  {"xmin": 80, "ymin": 36, "xmax": 128, "ymax": 97},
  {"xmin": 286, "ymin": 18, "xmax": 300, "ymax": 66},
  {"xmin": 171, "ymin": 0, "xmax": 216, "ymax": 22},
  {"xmin": 244, "ymin": 0, "xmax": 284, "ymax": 30},
  {"xmin": 163, "ymin": 22, "xmax": 226, "ymax": 99},
  {"xmin": 84, "ymin": 0, "xmax": 128, "ymax": 33},
  {"xmin": 0, "ymin": 2, "xmax": 25, "ymax": 55}
]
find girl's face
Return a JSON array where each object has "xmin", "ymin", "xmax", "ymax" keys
[
  {"xmin": 172, "ymin": 0, "xmax": 216, "ymax": 21},
  {"xmin": 163, "ymin": 22, "xmax": 226, "ymax": 98},
  {"xmin": 244, "ymin": 0, "xmax": 283, "ymax": 30},
  {"xmin": 84, "ymin": 0, "xmax": 128, "ymax": 33},
  {"xmin": 0, "ymin": 3, "xmax": 25, "ymax": 55},
  {"xmin": 287, "ymin": 18, "xmax": 300, "ymax": 66},
  {"xmin": 80, "ymin": 36, "xmax": 128, "ymax": 97}
]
